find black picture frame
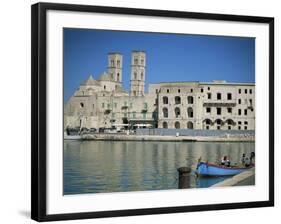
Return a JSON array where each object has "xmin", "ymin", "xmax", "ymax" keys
[{"xmin": 31, "ymin": 2, "xmax": 274, "ymax": 222}]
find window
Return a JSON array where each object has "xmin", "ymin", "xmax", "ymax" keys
[
  {"xmin": 239, "ymin": 89, "xmax": 241, "ymax": 94},
  {"xmin": 201, "ymin": 88, "xmax": 204, "ymax": 93},
  {"xmin": 175, "ymin": 96, "xmax": 181, "ymax": 104},
  {"xmin": 216, "ymin": 119, "xmax": 222, "ymax": 125},
  {"xmin": 163, "ymin": 122, "xmax": 168, "ymax": 129},
  {"xmin": 238, "ymin": 109, "xmax": 241, "ymax": 115},
  {"xmin": 228, "ymin": 126, "xmax": 231, "ymax": 130},
  {"xmin": 208, "ymin": 87, "xmax": 210, "ymax": 90},
  {"xmin": 217, "ymin": 93, "xmax": 221, "ymax": 100},
  {"xmin": 175, "ymin": 107, "xmax": 181, "ymax": 118},
  {"xmin": 238, "ymin": 126, "xmax": 241, "ymax": 130},
  {"xmin": 217, "ymin": 107, "xmax": 222, "ymax": 115},
  {"xmin": 163, "ymin": 108, "xmax": 168, "ymax": 118},
  {"xmin": 206, "ymin": 107, "xmax": 211, "ymax": 113},
  {"xmin": 249, "ymin": 99, "xmax": 253, "ymax": 105},
  {"xmin": 227, "ymin": 119, "xmax": 234, "ymax": 125},
  {"xmin": 187, "ymin": 107, "xmax": 193, "ymax": 118},
  {"xmin": 244, "ymin": 121, "xmax": 248, "ymax": 125},
  {"xmin": 155, "ymin": 89, "xmax": 158, "ymax": 94},
  {"xmin": 227, "ymin": 93, "xmax": 232, "ymax": 100},
  {"xmin": 163, "ymin": 96, "xmax": 168, "ymax": 104},
  {"xmin": 175, "ymin": 122, "xmax": 180, "ymax": 129},
  {"xmin": 187, "ymin": 121, "xmax": 193, "ymax": 129},
  {"xmin": 144, "ymin": 102, "xmax": 148, "ymax": 109},
  {"xmin": 207, "ymin": 93, "xmax": 211, "ymax": 99},
  {"xmin": 244, "ymin": 109, "xmax": 248, "ymax": 115},
  {"xmin": 245, "ymin": 89, "xmax": 248, "ymax": 94},
  {"xmin": 167, "ymin": 89, "xmax": 170, "ymax": 93},
  {"xmin": 134, "ymin": 72, "xmax": 137, "ymax": 80},
  {"xmin": 143, "ymin": 113, "xmax": 146, "ymax": 119},
  {"xmin": 111, "ymin": 60, "xmax": 114, "ymax": 67},
  {"xmin": 117, "ymin": 73, "xmax": 120, "ymax": 82},
  {"xmin": 80, "ymin": 102, "xmax": 84, "ymax": 108},
  {"xmin": 117, "ymin": 60, "xmax": 120, "ymax": 67},
  {"xmin": 178, "ymin": 89, "xmax": 181, "ymax": 93},
  {"xmin": 227, "ymin": 108, "xmax": 232, "ymax": 113},
  {"xmin": 141, "ymin": 59, "xmax": 144, "ymax": 65},
  {"xmin": 238, "ymin": 99, "xmax": 241, "ymax": 104},
  {"xmin": 104, "ymin": 85, "xmax": 106, "ymax": 90},
  {"xmin": 217, "ymin": 126, "xmax": 221, "ymax": 130},
  {"xmin": 134, "ymin": 58, "xmax": 138, "ymax": 64},
  {"xmin": 205, "ymin": 119, "xmax": 211, "ymax": 125},
  {"xmin": 244, "ymin": 126, "xmax": 248, "ymax": 130},
  {"xmin": 250, "ymin": 89, "xmax": 252, "ymax": 94},
  {"xmin": 190, "ymin": 89, "xmax": 193, "ymax": 93},
  {"xmin": 238, "ymin": 121, "xmax": 242, "ymax": 125},
  {"xmin": 187, "ymin": 96, "xmax": 194, "ymax": 104},
  {"xmin": 141, "ymin": 72, "xmax": 144, "ymax": 80}
]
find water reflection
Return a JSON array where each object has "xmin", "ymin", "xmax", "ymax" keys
[{"xmin": 64, "ymin": 141, "xmax": 254, "ymax": 194}]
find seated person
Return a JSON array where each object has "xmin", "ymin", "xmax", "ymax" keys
[{"xmin": 221, "ymin": 156, "xmax": 231, "ymax": 167}]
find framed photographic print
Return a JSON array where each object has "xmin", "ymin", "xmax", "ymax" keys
[{"xmin": 31, "ymin": 2, "xmax": 274, "ymax": 222}]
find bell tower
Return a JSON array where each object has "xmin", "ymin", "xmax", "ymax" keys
[
  {"xmin": 130, "ymin": 51, "xmax": 146, "ymax": 96},
  {"xmin": 107, "ymin": 53, "xmax": 122, "ymax": 83}
]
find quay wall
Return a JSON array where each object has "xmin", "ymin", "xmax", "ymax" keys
[{"xmin": 136, "ymin": 128, "xmax": 255, "ymax": 137}]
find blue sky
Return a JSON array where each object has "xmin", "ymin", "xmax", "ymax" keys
[{"xmin": 64, "ymin": 28, "xmax": 255, "ymax": 101}]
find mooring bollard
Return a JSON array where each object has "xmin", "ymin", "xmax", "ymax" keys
[{"xmin": 177, "ymin": 167, "xmax": 192, "ymax": 189}]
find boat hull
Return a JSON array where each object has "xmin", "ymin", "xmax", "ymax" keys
[{"xmin": 196, "ymin": 162, "xmax": 249, "ymax": 177}]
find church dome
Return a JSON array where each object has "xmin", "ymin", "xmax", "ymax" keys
[
  {"xmin": 81, "ymin": 75, "xmax": 100, "ymax": 86},
  {"xmin": 98, "ymin": 72, "xmax": 115, "ymax": 82}
]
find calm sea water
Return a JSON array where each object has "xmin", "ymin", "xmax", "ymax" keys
[{"xmin": 64, "ymin": 141, "xmax": 255, "ymax": 195}]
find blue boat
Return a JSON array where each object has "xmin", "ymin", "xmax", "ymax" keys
[{"xmin": 196, "ymin": 162, "xmax": 251, "ymax": 177}]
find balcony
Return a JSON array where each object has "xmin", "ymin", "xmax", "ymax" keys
[{"xmin": 203, "ymin": 101, "xmax": 236, "ymax": 107}]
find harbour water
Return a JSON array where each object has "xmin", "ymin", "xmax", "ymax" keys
[{"xmin": 64, "ymin": 141, "xmax": 255, "ymax": 195}]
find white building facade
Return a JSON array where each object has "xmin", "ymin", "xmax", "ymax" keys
[{"xmin": 64, "ymin": 51, "xmax": 255, "ymax": 131}]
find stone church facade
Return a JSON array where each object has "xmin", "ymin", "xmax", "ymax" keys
[{"xmin": 64, "ymin": 51, "xmax": 255, "ymax": 131}]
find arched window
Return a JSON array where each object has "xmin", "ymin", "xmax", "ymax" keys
[
  {"xmin": 80, "ymin": 102, "xmax": 84, "ymax": 108},
  {"xmin": 187, "ymin": 96, "xmax": 194, "ymax": 104},
  {"xmin": 175, "ymin": 107, "xmax": 181, "ymax": 118},
  {"xmin": 104, "ymin": 85, "xmax": 106, "ymax": 90},
  {"xmin": 175, "ymin": 96, "xmax": 181, "ymax": 104},
  {"xmin": 141, "ymin": 72, "xmax": 144, "ymax": 80},
  {"xmin": 163, "ymin": 96, "xmax": 168, "ymax": 104},
  {"xmin": 216, "ymin": 119, "xmax": 223, "ymax": 125},
  {"xmin": 117, "ymin": 73, "xmax": 120, "ymax": 82},
  {"xmin": 187, "ymin": 121, "xmax": 193, "ymax": 129},
  {"xmin": 163, "ymin": 122, "xmax": 168, "ymax": 129},
  {"xmin": 205, "ymin": 119, "xmax": 212, "ymax": 125},
  {"xmin": 134, "ymin": 72, "xmax": 137, "ymax": 80},
  {"xmin": 175, "ymin": 121, "xmax": 180, "ymax": 129},
  {"xmin": 163, "ymin": 107, "xmax": 168, "ymax": 118},
  {"xmin": 226, "ymin": 119, "xmax": 235, "ymax": 125},
  {"xmin": 187, "ymin": 107, "xmax": 193, "ymax": 118}
]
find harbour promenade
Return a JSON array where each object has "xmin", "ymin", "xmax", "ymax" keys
[
  {"xmin": 79, "ymin": 129, "xmax": 255, "ymax": 142},
  {"xmin": 82, "ymin": 133, "xmax": 254, "ymax": 142}
]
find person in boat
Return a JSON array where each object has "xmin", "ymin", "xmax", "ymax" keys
[
  {"xmin": 250, "ymin": 152, "xmax": 255, "ymax": 166},
  {"xmin": 241, "ymin": 153, "xmax": 246, "ymax": 165},
  {"xmin": 221, "ymin": 156, "xmax": 231, "ymax": 167},
  {"xmin": 244, "ymin": 157, "xmax": 251, "ymax": 167}
]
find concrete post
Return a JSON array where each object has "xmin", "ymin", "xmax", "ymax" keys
[{"xmin": 177, "ymin": 167, "xmax": 192, "ymax": 189}]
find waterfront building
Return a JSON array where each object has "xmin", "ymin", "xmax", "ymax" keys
[{"xmin": 64, "ymin": 51, "xmax": 255, "ymax": 131}]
